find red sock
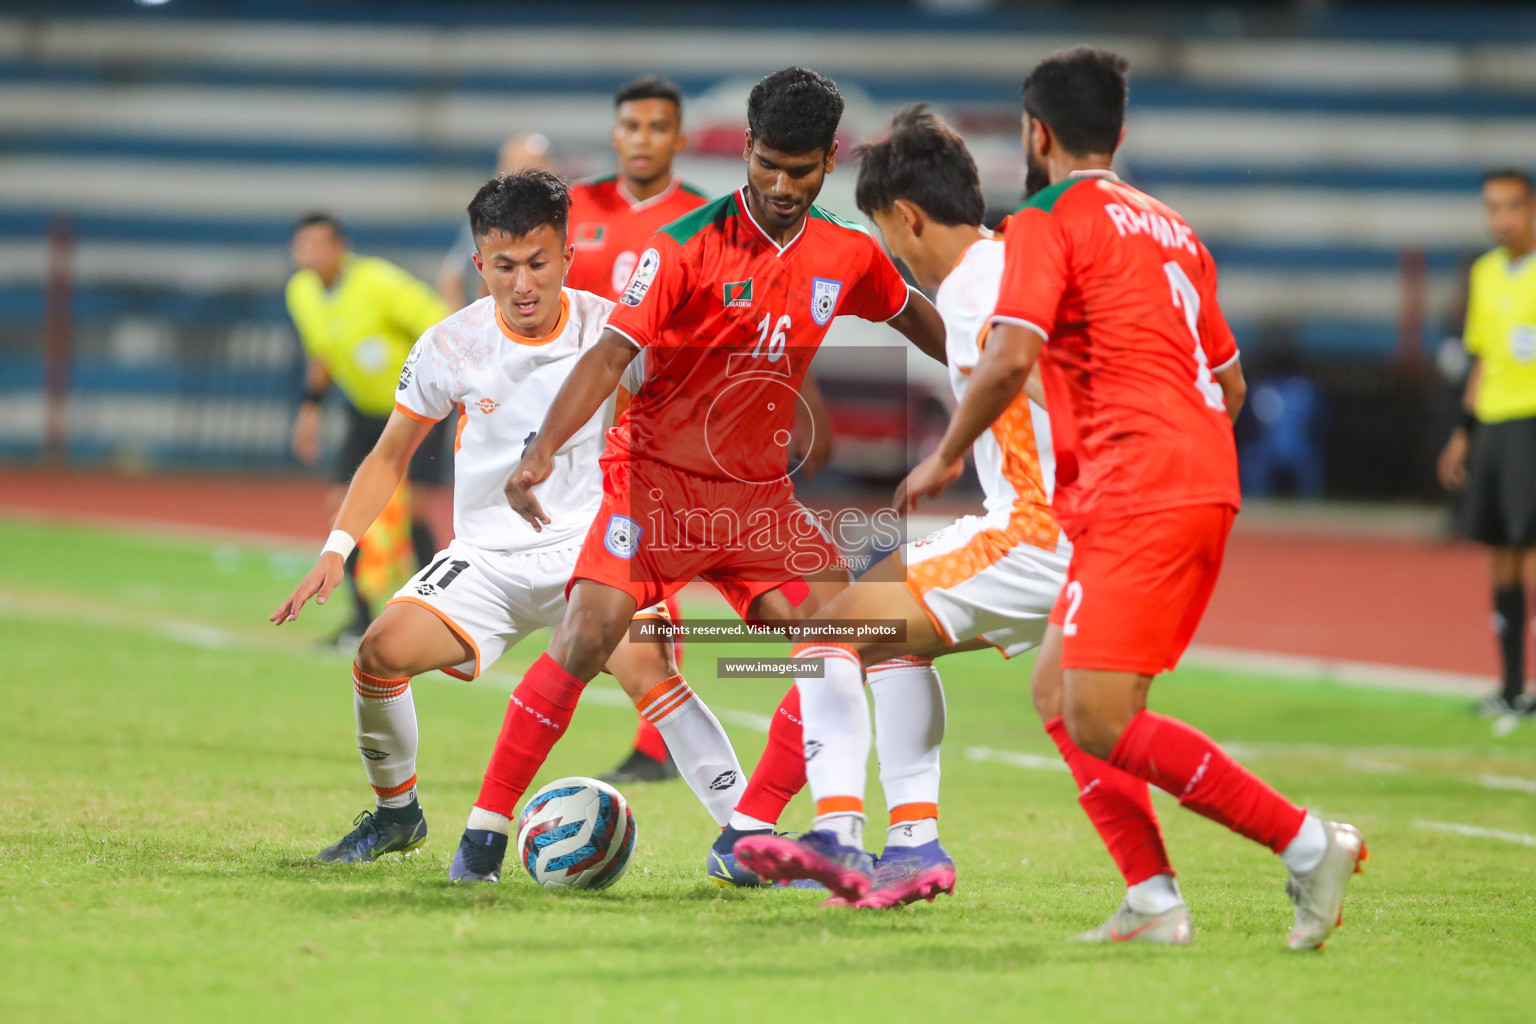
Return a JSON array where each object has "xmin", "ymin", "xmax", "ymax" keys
[
  {"xmin": 632, "ymin": 716, "xmax": 669, "ymax": 763},
  {"xmin": 474, "ymin": 653, "xmax": 586, "ymax": 817},
  {"xmin": 733, "ymin": 685, "xmax": 807, "ymax": 824},
  {"xmin": 1109, "ymin": 710, "xmax": 1306, "ymax": 854},
  {"xmin": 1045, "ymin": 716, "xmax": 1172, "ymax": 886}
]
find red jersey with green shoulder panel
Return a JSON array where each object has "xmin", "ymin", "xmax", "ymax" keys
[
  {"xmin": 604, "ymin": 187, "xmax": 910, "ymax": 483},
  {"xmin": 990, "ymin": 170, "xmax": 1241, "ymax": 535},
  {"xmin": 566, "ymin": 175, "xmax": 710, "ymax": 300}
]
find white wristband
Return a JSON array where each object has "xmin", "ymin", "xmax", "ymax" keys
[{"xmin": 321, "ymin": 529, "xmax": 356, "ymax": 559}]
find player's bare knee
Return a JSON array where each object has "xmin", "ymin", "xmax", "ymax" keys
[
  {"xmin": 549, "ymin": 608, "xmax": 629, "ymax": 682},
  {"xmin": 1031, "ymin": 668, "xmax": 1063, "ymax": 722},
  {"xmin": 1062, "ymin": 694, "xmax": 1122, "ymax": 759},
  {"xmin": 355, "ymin": 627, "xmax": 412, "ymax": 680}
]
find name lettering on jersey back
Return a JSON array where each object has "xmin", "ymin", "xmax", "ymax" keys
[{"xmin": 1103, "ymin": 203, "xmax": 1197, "ymax": 256}]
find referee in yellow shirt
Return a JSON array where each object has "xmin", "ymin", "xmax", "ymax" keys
[
  {"xmin": 286, "ymin": 213, "xmax": 452, "ymax": 646},
  {"xmin": 1440, "ymin": 168, "xmax": 1536, "ymax": 716}
]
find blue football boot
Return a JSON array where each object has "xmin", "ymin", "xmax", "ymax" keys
[
  {"xmin": 706, "ymin": 825, "xmax": 771, "ymax": 887},
  {"xmin": 449, "ymin": 828, "xmax": 508, "ymax": 882},
  {"xmin": 316, "ymin": 802, "xmax": 428, "ymax": 863},
  {"xmin": 853, "ymin": 841, "xmax": 956, "ymax": 908}
]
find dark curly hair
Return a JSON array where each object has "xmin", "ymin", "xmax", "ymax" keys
[
  {"xmin": 854, "ymin": 104, "xmax": 984, "ymax": 227},
  {"xmin": 747, "ymin": 66, "xmax": 844, "ymax": 156},
  {"xmin": 1022, "ymin": 47, "xmax": 1129, "ymax": 157},
  {"xmin": 467, "ymin": 169, "xmax": 570, "ymax": 244}
]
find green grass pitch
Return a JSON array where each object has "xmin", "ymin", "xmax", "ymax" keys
[{"xmin": 2, "ymin": 518, "xmax": 1534, "ymax": 1022}]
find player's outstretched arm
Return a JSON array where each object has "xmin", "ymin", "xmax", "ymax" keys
[
  {"xmin": 886, "ymin": 287, "xmax": 948, "ymax": 365},
  {"xmin": 270, "ymin": 411, "xmax": 435, "ymax": 624},
  {"xmin": 895, "ymin": 321, "xmax": 1042, "ymax": 510},
  {"xmin": 504, "ymin": 328, "xmax": 638, "ymax": 530}
]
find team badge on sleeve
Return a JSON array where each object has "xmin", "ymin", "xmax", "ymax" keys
[
  {"xmin": 620, "ymin": 248, "xmax": 661, "ymax": 307},
  {"xmin": 811, "ymin": 278, "xmax": 842, "ymax": 325},
  {"xmin": 604, "ymin": 515, "xmax": 643, "ymax": 558}
]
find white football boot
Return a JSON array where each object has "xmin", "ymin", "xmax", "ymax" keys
[
  {"xmin": 1285, "ymin": 820, "xmax": 1369, "ymax": 951},
  {"xmin": 1071, "ymin": 900, "xmax": 1193, "ymax": 945}
]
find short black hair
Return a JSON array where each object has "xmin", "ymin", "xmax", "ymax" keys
[
  {"xmin": 747, "ymin": 66, "xmax": 843, "ymax": 156},
  {"xmin": 615, "ymin": 74, "xmax": 684, "ymax": 118},
  {"xmin": 854, "ymin": 105, "xmax": 985, "ymax": 227},
  {"xmin": 294, "ymin": 212, "xmax": 344, "ymax": 237},
  {"xmin": 1483, "ymin": 167, "xmax": 1535, "ymax": 195},
  {"xmin": 467, "ymin": 170, "xmax": 570, "ymax": 244},
  {"xmin": 1021, "ymin": 47, "xmax": 1129, "ymax": 158}
]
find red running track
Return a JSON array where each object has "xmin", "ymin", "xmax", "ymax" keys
[{"xmin": 0, "ymin": 466, "xmax": 1495, "ymax": 679}]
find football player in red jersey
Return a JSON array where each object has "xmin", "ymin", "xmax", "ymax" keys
[
  {"xmin": 566, "ymin": 76, "xmax": 711, "ymax": 301},
  {"xmin": 572, "ymin": 75, "xmax": 836, "ymax": 786},
  {"xmin": 901, "ymin": 48, "xmax": 1364, "ymax": 948},
  {"xmin": 572, "ymin": 76, "xmax": 709, "ymax": 786},
  {"xmin": 445, "ymin": 67, "xmax": 948, "ymax": 885}
]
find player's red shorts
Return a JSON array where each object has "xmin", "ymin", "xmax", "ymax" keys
[
  {"xmin": 569, "ymin": 451, "xmax": 832, "ymax": 621},
  {"xmin": 1048, "ymin": 503, "xmax": 1235, "ymax": 675}
]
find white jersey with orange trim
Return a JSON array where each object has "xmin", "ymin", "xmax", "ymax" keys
[
  {"xmin": 899, "ymin": 237, "xmax": 1070, "ymax": 659},
  {"xmin": 394, "ymin": 288, "xmax": 643, "ymax": 556},
  {"xmin": 939, "ymin": 237, "xmax": 1059, "ymax": 546}
]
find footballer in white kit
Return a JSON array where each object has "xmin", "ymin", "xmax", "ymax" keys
[
  {"xmin": 899, "ymin": 234, "xmax": 1069, "ymax": 657},
  {"xmin": 271, "ymin": 171, "xmax": 746, "ymax": 875},
  {"xmin": 388, "ymin": 287, "xmax": 653, "ymax": 680},
  {"xmin": 731, "ymin": 106, "xmax": 1070, "ymax": 908}
]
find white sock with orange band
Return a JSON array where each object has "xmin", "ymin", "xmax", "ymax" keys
[
  {"xmin": 633, "ymin": 674, "xmax": 743, "ymax": 826},
  {"xmin": 352, "ymin": 663, "xmax": 419, "ymax": 810},
  {"xmin": 868, "ymin": 655, "xmax": 944, "ymax": 848},
  {"xmin": 794, "ymin": 641, "xmax": 870, "ymax": 848}
]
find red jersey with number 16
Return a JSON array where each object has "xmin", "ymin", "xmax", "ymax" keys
[
  {"xmin": 990, "ymin": 170, "xmax": 1241, "ymax": 535},
  {"xmin": 566, "ymin": 175, "xmax": 710, "ymax": 300},
  {"xmin": 604, "ymin": 187, "xmax": 910, "ymax": 483}
]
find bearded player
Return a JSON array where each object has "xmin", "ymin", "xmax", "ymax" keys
[
  {"xmin": 448, "ymin": 67, "xmax": 951, "ymax": 883},
  {"xmin": 270, "ymin": 172, "xmax": 748, "ymax": 869},
  {"xmin": 798, "ymin": 49, "xmax": 1365, "ymax": 948}
]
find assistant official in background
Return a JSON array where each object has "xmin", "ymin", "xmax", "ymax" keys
[
  {"xmin": 1439, "ymin": 168, "xmax": 1536, "ymax": 717},
  {"xmin": 287, "ymin": 213, "xmax": 453, "ymax": 646}
]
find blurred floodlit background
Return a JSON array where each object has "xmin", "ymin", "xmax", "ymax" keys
[{"xmin": 1, "ymin": 0, "xmax": 1531, "ymax": 504}]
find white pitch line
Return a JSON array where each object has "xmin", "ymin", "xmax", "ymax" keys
[
  {"xmin": 1183, "ymin": 644, "xmax": 1489, "ymax": 696},
  {"xmin": 1414, "ymin": 820, "xmax": 1536, "ymax": 848},
  {"xmin": 154, "ymin": 620, "xmax": 238, "ymax": 650},
  {"xmin": 963, "ymin": 746, "xmax": 1069, "ymax": 773},
  {"xmin": 1478, "ymin": 773, "xmax": 1536, "ymax": 795}
]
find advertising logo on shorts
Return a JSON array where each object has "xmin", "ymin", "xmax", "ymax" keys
[
  {"xmin": 604, "ymin": 514, "xmax": 642, "ymax": 559},
  {"xmin": 620, "ymin": 248, "xmax": 660, "ymax": 307},
  {"xmin": 810, "ymin": 277, "xmax": 842, "ymax": 326}
]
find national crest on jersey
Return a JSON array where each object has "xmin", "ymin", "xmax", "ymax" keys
[
  {"xmin": 602, "ymin": 187, "xmax": 910, "ymax": 483},
  {"xmin": 810, "ymin": 278, "xmax": 841, "ymax": 325},
  {"xmin": 392, "ymin": 289, "xmax": 645, "ymax": 554}
]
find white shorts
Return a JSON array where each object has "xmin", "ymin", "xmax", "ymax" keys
[
  {"xmin": 901, "ymin": 513, "xmax": 1070, "ymax": 659},
  {"xmin": 387, "ymin": 539, "xmax": 669, "ymax": 680}
]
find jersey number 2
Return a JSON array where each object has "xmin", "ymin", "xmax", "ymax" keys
[{"xmin": 1163, "ymin": 261, "xmax": 1225, "ymax": 412}]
